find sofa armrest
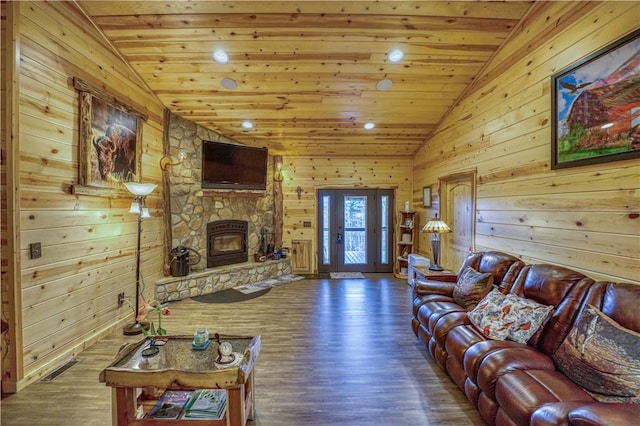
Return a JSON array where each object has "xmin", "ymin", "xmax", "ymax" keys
[
  {"xmin": 413, "ymin": 279, "xmax": 457, "ymax": 298},
  {"xmin": 568, "ymin": 402, "xmax": 640, "ymax": 426},
  {"xmin": 531, "ymin": 401, "xmax": 586, "ymax": 425}
]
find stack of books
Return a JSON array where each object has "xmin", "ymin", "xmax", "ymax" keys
[
  {"xmin": 182, "ymin": 389, "xmax": 227, "ymax": 420},
  {"xmin": 146, "ymin": 390, "xmax": 193, "ymax": 420}
]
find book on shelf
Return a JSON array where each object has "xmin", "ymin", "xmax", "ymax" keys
[
  {"xmin": 146, "ymin": 390, "xmax": 193, "ymax": 419},
  {"xmin": 182, "ymin": 389, "xmax": 227, "ymax": 420}
]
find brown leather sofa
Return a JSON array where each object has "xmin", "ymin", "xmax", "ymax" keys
[{"xmin": 412, "ymin": 251, "xmax": 640, "ymax": 426}]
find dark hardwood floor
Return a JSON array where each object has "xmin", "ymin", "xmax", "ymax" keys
[{"xmin": 1, "ymin": 275, "xmax": 485, "ymax": 425}]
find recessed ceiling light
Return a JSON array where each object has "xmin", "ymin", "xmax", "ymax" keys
[
  {"xmin": 242, "ymin": 121, "xmax": 253, "ymax": 129},
  {"xmin": 376, "ymin": 79, "xmax": 393, "ymax": 91},
  {"xmin": 388, "ymin": 49, "xmax": 404, "ymax": 63},
  {"xmin": 364, "ymin": 122, "xmax": 375, "ymax": 130},
  {"xmin": 213, "ymin": 50, "xmax": 229, "ymax": 63},
  {"xmin": 221, "ymin": 78, "xmax": 237, "ymax": 90}
]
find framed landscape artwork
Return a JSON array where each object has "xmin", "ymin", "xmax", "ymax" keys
[
  {"xmin": 551, "ymin": 29, "xmax": 640, "ymax": 169},
  {"xmin": 75, "ymin": 78, "xmax": 147, "ymax": 189}
]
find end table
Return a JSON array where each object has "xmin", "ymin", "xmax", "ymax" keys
[{"xmin": 411, "ymin": 265, "xmax": 457, "ymax": 282}]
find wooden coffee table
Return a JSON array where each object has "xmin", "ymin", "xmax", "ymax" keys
[{"xmin": 100, "ymin": 335, "xmax": 260, "ymax": 425}]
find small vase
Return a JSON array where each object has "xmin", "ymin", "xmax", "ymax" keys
[{"xmin": 142, "ymin": 336, "xmax": 160, "ymax": 357}]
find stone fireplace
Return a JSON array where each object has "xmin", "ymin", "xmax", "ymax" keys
[
  {"xmin": 207, "ymin": 220, "xmax": 248, "ymax": 268},
  {"xmin": 155, "ymin": 114, "xmax": 291, "ymax": 303},
  {"xmin": 166, "ymin": 114, "xmax": 275, "ymax": 269}
]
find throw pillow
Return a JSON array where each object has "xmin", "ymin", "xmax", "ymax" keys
[
  {"xmin": 452, "ymin": 267, "xmax": 494, "ymax": 310},
  {"xmin": 467, "ymin": 289, "xmax": 554, "ymax": 343},
  {"xmin": 503, "ymin": 293, "xmax": 554, "ymax": 344},
  {"xmin": 467, "ymin": 289, "xmax": 512, "ymax": 340},
  {"xmin": 553, "ymin": 305, "xmax": 640, "ymax": 398}
]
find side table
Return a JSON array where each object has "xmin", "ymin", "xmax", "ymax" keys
[
  {"xmin": 100, "ymin": 335, "xmax": 260, "ymax": 425},
  {"xmin": 411, "ymin": 265, "xmax": 457, "ymax": 282}
]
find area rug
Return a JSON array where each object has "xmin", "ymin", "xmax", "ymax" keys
[
  {"xmin": 191, "ymin": 274, "xmax": 304, "ymax": 304},
  {"xmin": 233, "ymin": 274, "xmax": 304, "ymax": 294},
  {"xmin": 191, "ymin": 288, "xmax": 271, "ymax": 304},
  {"xmin": 330, "ymin": 272, "xmax": 365, "ymax": 279}
]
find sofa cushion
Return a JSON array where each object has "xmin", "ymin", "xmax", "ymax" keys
[
  {"xmin": 452, "ymin": 267, "xmax": 494, "ymax": 310},
  {"xmin": 510, "ymin": 264, "xmax": 595, "ymax": 355},
  {"xmin": 458, "ymin": 251, "xmax": 525, "ymax": 293},
  {"xmin": 553, "ymin": 304, "xmax": 640, "ymax": 399}
]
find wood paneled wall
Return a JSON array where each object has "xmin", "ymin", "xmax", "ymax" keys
[
  {"xmin": 413, "ymin": 1, "xmax": 640, "ymax": 284},
  {"xmin": 2, "ymin": 1, "xmax": 165, "ymax": 391},
  {"xmin": 280, "ymin": 157, "xmax": 413, "ymax": 273},
  {"xmin": 2, "ymin": 0, "xmax": 638, "ymax": 395}
]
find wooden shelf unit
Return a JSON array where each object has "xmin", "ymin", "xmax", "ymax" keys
[{"xmin": 394, "ymin": 211, "xmax": 417, "ymax": 278}]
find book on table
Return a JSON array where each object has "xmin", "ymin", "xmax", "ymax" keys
[
  {"xmin": 146, "ymin": 390, "xmax": 193, "ymax": 419},
  {"xmin": 182, "ymin": 389, "xmax": 227, "ymax": 420}
]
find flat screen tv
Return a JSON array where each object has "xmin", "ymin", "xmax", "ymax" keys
[{"xmin": 201, "ymin": 140, "xmax": 268, "ymax": 190}]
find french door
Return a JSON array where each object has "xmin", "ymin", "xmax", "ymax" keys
[{"xmin": 317, "ymin": 189, "xmax": 394, "ymax": 273}]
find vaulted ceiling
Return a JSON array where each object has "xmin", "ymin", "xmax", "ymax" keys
[{"xmin": 77, "ymin": 1, "xmax": 534, "ymax": 157}]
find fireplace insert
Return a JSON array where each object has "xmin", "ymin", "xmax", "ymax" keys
[{"xmin": 207, "ymin": 220, "xmax": 248, "ymax": 268}]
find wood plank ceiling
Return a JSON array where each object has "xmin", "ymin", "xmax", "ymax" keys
[{"xmin": 77, "ymin": 1, "xmax": 534, "ymax": 157}]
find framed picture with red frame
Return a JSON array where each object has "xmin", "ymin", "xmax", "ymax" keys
[{"xmin": 551, "ymin": 29, "xmax": 640, "ymax": 169}]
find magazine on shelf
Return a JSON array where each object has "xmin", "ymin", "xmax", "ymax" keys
[
  {"xmin": 182, "ymin": 389, "xmax": 227, "ymax": 420},
  {"xmin": 146, "ymin": 390, "xmax": 193, "ymax": 419}
]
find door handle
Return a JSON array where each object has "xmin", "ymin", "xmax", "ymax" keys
[{"xmin": 336, "ymin": 233, "xmax": 343, "ymax": 244}]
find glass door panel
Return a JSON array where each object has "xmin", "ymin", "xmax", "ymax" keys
[
  {"xmin": 321, "ymin": 195, "xmax": 331, "ymax": 266},
  {"xmin": 318, "ymin": 189, "xmax": 393, "ymax": 273},
  {"xmin": 343, "ymin": 195, "xmax": 367, "ymax": 265},
  {"xmin": 380, "ymin": 194, "xmax": 389, "ymax": 265}
]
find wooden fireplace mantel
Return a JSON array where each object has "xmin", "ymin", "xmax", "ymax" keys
[{"xmin": 194, "ymin": 189, "xmax": 267, "ymax": 198}]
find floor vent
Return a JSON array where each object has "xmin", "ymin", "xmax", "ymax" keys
[{"xmin": 40, "ymin": 358, "xmax": 79, "ymax": 382}]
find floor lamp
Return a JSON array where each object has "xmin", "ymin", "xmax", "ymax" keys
[
  {"xmin": 421, "ymin": 214, "xmax": 451, "ymax": 271},
  {"xmin": 122, "ymin": 182, "xmax": 157, "ymax": 335}
]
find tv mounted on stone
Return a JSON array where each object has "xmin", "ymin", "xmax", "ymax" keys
[{"xmin": 201, "ymin": 140, "xmax": 268, "ymax": 190}]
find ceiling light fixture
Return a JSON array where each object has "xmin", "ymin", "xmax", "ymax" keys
[
  {"xmin": 221, "ymin": 78, "xmax": 238, "ymax": 90},
  {"xmin": 364, "ymin": 122, "xmax": 375, "ymax": 130},
  {"xmin": 376, "ymin": 79, "xmax": 393, "ymax": 91},
  {"xmin": 213, "ymin": 50, "xmax": 229, "ymax": 64},
  {"xmin": 242, "ymin": 121, "xmax": 253, "ymax": 129},
  {"xmin": 388, "ymin": 49, "xmax": 404, "ymax": 63}
]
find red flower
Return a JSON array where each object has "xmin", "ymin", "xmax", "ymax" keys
[{"xmin": 161, "ymin": 307, "xmax": 171, "ymax": 316}]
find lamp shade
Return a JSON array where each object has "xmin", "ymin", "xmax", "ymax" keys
[
  {"xmin": 129, "ymin": 201, "xmax": 141, "ymax": 214},
  {"xmin": 124, "ymin": 182, "xmax": 157, "ymax": 196},
  {"xmin": 421, "ymin": 215, "xmax": 451, "ymax": 234}
]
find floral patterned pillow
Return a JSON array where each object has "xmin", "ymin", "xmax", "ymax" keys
[
  {"xmin": 503, "ymin": 293, "xmax": 554, "ymax": 344},
  {"xmin": 467, "ymin": 289, "xmax": 512, "ymax": 340},
  {"xmin": 467, "ymin": 288, "xmax": 554, "ymax": 343},
  {"xmin": 553, "ymin": 305, "xmax": 640, "ymax": 399},
  {"xmin": 452, "ymin": 267, "xmax": 494, "ymax": 310}
]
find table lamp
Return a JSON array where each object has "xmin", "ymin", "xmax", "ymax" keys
[
  {"xmin": 421, "ymin": 214, "xmax": 451, "ymax": 271},
  {"xmin": 123, "ymin": 182, "xmax": 157, "ymax": 335}
]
